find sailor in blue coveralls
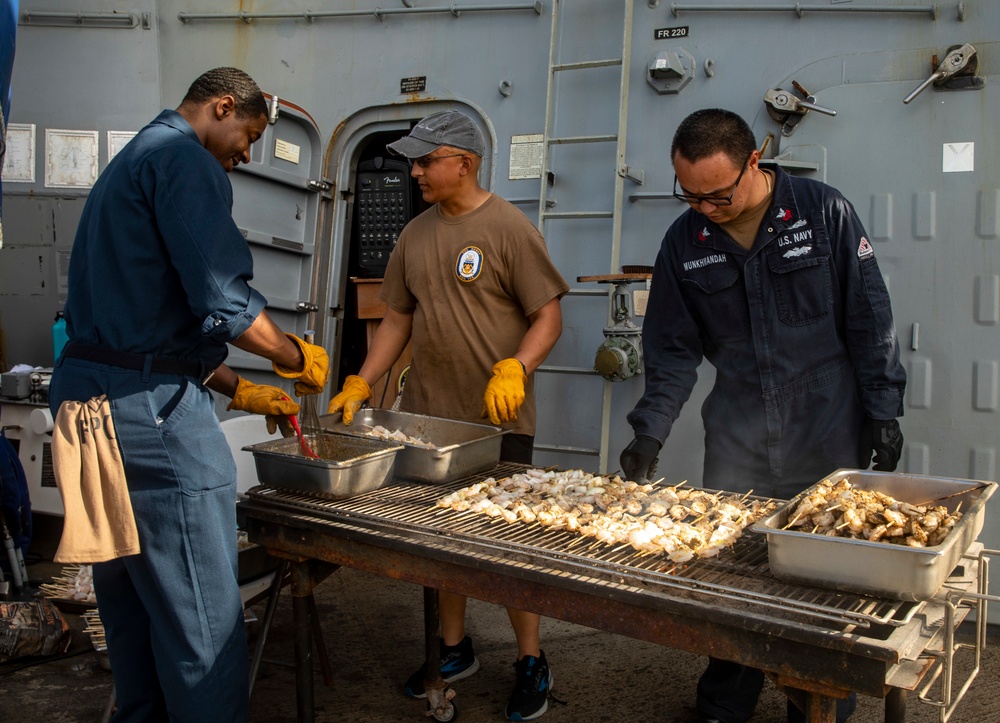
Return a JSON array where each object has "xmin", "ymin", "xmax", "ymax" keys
[
  {"xmin": 49, "ymin": 68, "xmax": 328, "ymax": 722},
  {"xmin": 620, "ymin": 109, "xmax": 906, "ymax": 723}
]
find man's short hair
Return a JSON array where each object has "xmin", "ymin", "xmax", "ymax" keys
[
  {"xmin": 671, "ymin": 108, "xmax": 757, "ymax": 168},
  {"xmin": 182, "ymin": 67, "xmax": 267, "ymax": 120}
]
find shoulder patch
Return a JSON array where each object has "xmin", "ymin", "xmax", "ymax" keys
[
  {"xmin": 456, "ymin": 245, "xmax": 484, "ymax": 282},
  {"xmin": 857, "ymin": 236, "xmax": 874, "ymax": 260}
]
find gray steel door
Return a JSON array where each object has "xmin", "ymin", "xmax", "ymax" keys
[{"xmin": 220, "ymin": 97, "xmax": 327, "ymax": 416}]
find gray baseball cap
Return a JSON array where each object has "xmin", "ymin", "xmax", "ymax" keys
[{"xmin": 387, "ymin": 110, "xmax": 485, "ymax": 158}]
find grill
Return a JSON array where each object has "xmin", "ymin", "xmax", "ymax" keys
[{"xmin": 239, "ymin": 463, "xmax": 990, "ymax": 722}]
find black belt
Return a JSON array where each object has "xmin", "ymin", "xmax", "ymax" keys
[{"xmin": 63, "ymin": 343, "xmax": 211, "ymax": 382}]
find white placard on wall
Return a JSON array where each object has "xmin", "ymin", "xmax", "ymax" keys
[
  {"xmin": 108, "ymin": 131, "xmax": 137, "ymax": 162},
  {"xmin": 942, "ymin": 142, "xmax": 974, "ymax": 173},
  {"xmin": 3, "ymin": 123, "xmax": 36, "ymax": 183},
  {"xmin": 45, "ymin": 129, "xmax": 99, "ymax": 188}
]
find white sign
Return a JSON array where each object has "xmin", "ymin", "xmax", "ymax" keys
[
  {"xmin": 633, "ymin": 289, "xmax": 649, "ymax": 317},
  {"xmin": 942, "ymin": 142, "xmax": 974, "ymax": 173},
  {"xmin": 2, "ymin": 123, "xmax": 36, "ymax": 183},
  {"xmin": 45, "ymin": 129, "xmax": 99, "ymax": 188},
  {"xmin": 274, "ymin": 138, "xmax": 301, "ymax": 164},
  {"xmin": 509, "ymin": 133, "xmax": 544, "ymax": 180},
  {"xmin": 108, "ymin": 131, "xmax": 137, "ymax": 161}
]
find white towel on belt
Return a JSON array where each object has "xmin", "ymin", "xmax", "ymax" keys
[{"xmin": 52, "ymin": 395, "xmax": 140, "ymax": 563}]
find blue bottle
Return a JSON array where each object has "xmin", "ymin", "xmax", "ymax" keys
[{"xmin": 52, "ymin": 311, "xmax": 69, "ymax": 363}]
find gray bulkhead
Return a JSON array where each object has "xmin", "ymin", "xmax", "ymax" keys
[{"xmin": 2, "ymin": 1, "xmax": 999, "ymax": 606}]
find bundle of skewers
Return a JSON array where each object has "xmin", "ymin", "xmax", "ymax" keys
[
  {"xmin": 782, "ymin": 477, "xmax": 963, "ymax": 547},
  {"xmin": 37, "ymin": 564, "xmax": 97, "ymax": 605},
  {"xmin": 82, "ymin": 608, "xmax": 107, "ymax": 653},
  {"xmin": 436, "ymin": 468, "xmax": 774, "ymax": 563}
]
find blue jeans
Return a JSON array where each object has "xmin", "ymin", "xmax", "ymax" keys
[{"xmin": 51, "ymin": 359, "xmax": 248, "ymax": 722}]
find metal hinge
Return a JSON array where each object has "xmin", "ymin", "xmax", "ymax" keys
[
  {"xmin": 619, "ymin": 165, "xmax": 645, "ymax": 185},
  {"xmin": 308, "ymin": 179, "xmax": 332, "ymax": 192}
]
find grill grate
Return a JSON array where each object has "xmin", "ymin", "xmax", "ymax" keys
[{"xmin": 246, "ymin": 463, "xmax": 919, "ymax": 634}]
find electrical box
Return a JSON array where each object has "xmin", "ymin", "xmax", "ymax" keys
[{"xmin": 354, "ymin": 157, "xmax": 412, "ymax": 277}]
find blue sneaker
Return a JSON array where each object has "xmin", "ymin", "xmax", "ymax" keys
[
  {"xmin": 505, "ymin": 650, "xmax": 553, "ymax": 721},
  {"xmin": 403, "ymin": 635, "xmax": 480, "ymax": 699}
]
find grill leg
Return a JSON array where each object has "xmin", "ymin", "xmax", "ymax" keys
[
  {"xmin": 802, "ymin": 692, "xmax": 836, "ymax": 723},
  {"xmin": 885, "ymin": 687, "xmax": 906, "ymax": 723},
  {"xmin": 286, "ymin": 559, "xmax": 339, "ymax": 722},
  {"xmin": 249, "ymin": 560, "xmax": 288, "ymax": 700},
  {"xmin": 291, "ymin": 562, "xmax": 315, "ymax": 722},
  {"xmin": 424, "ymin": 586, "xmax": 443, "ymax": 689},
  {"xmin": 307, "ymin": 591, "xmax": 335, "ymax": 687},
  {"xmin": 422, "ymin": 586, "xmax": 457, "ymax": 720},
  {"xmin": 785, "ymin": 686, "xmax": 837, "ymax": 723}
]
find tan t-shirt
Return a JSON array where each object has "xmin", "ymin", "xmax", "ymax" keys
[
  {"xmin": 721, "ymin": 169, "xmax": 774, "ymax": 250},
  {"xmin": 380, "ymin": 194, "xmax": 569, "ymax": 435}
]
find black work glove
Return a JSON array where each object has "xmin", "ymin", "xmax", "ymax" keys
[
  {"xmin": 620, "ymin": 435, "xmax": 662, "ymax": 481},
  {"xmin": 860, "ymin": 418, "xmax": 903, "ymax": 472}
]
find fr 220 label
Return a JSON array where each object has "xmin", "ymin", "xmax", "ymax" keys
[{"xmin": 654, "ymin": 26, "xmax": 689, "ymax": 39}]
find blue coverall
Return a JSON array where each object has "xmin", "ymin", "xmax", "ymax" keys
[
  {"xmin": 627, "ymin": 164, "xmax": 906, "ymax": 722},
  {"xmin": 50, "ymin": 109, "xmax": 266, "ymax": 722}
]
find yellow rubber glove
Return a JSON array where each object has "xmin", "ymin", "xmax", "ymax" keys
[
  {"xmin": 327, "ymin": 375, "xmax": 372, "ymax": 425},
  {"xmin": 482, "ymin": 358, "xmax": 526, "ymax": 425},
  {"xmin": 227, "ymin": 377, "xmax": 300, "ymax": 437},
  {"xmin": 272, "ymin": 333, "xmax": 330, "ymax": 396}
]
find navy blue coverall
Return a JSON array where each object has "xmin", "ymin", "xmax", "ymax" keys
[
  {"xmin": 627, "ymin": 165, "xmax": 906, "ymax": 722},
  {"xmin": 50, "ymin": 109, "xmax": 266, "ymax": 722}
]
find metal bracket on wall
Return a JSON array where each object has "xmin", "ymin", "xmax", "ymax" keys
[
  {"xmin": 903, "ymin": 43, "xmax": 983, "ymax": 104},
  {"xmin": 760, "ymin": 158, "xmax": 821, "ymax": 173},
  {"xmin": 764, "ymin": 82, "xmax": 837, "ymax": 137},
  {"xmin": 177, "ymin": 3, "xmax": 542, "ymax": 24},
  {"xmin": 667, "ymin": 3, "xmax": 942, "ymax": 19},
  {"xmin": 647, "ymin": 48, "xmax": 695, "ymax": 95},
  {"xmin": 20, "ymin": 10, "xmax": 149, "ymax": 29}
]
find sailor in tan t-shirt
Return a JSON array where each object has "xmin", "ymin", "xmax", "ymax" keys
[{"xmin": 329, "ymin": 110, "xmax": 568, "ymax": 721}]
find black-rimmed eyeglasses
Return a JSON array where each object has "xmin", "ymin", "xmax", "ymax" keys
[
  {"xmin": 407, "ymin": 153, "xmax": 466, "ymax": 169},
  {"xmin": 672, "ymin": 152, "xmax": 753, "ymax": 206}
]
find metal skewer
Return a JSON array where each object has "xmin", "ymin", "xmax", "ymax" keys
[
  {"xmin": 783, "ymin": 512, "xmax": 804, "ymax": 530},
  {"xmin": 911, "ymin": 484, "xmax": 987, "ymax": 508}
]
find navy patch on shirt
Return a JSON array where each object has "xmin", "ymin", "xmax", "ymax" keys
[
  {"xmin": 456, "ymin": 246, "xmax": 484, "ymax": 282},
  {"xmin": 777, "ymin": 224, "xmax": 816, "ymax": 258}
]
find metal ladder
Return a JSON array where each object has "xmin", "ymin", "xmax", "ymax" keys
[{"xmin": 536, "ymin": 0, "xmax": 640, "ymax": 471}]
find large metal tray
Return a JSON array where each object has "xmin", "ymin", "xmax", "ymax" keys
[
  {"xmin": 751, "ymin": 469, "xmax": 996, "ymax": 601},
  {"xmin": 321, "ymin": 409, "xmax": 505, "ymax": 483},
  {"xmin": 244, "ymin": 433, "xmax": 403, "ymax": 499}
]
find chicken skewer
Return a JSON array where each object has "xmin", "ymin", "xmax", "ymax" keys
[
  {"xmin": 436, "ymin": 468, "xmax": 774, "ymax": 562},
  {"xmin": 783, "ymin": 477, "xmax": 964, "ymax": 547}
]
